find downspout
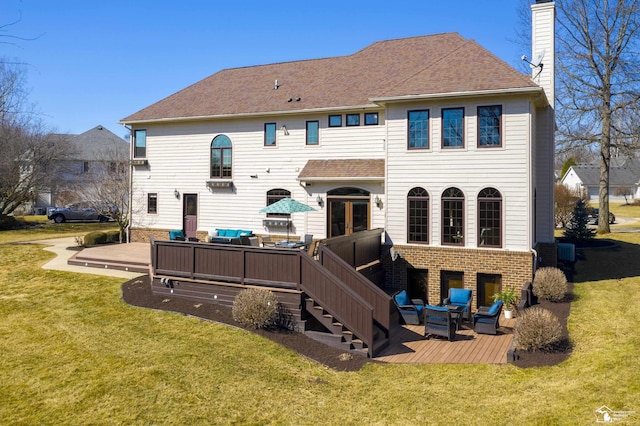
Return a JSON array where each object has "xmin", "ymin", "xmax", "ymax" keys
[{"xmin": 123, "ymin": 124, "xmax": 133, "ymax": 244}]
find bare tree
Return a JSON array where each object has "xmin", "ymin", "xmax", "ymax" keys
[
  {"xmin": 0, "ymin": 60, "xmax": 74, "ymax": 216},
  {"xmin": 75, "ymin": 143, "xmax": 130, "ymax": 242},
  {"xmin": 614, "ymin": 185, "xmax": 634, "ymax": 204},
  {"xmin": 554, "ymin": 0, "xmax": 640, "ymax": 233}
]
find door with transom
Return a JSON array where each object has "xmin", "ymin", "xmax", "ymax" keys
[{"xmin": 327, "ymin": 187, "xmax": 370, "ymax": 238}]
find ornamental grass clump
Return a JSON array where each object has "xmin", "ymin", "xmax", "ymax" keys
[
  {"xmin": 232, "ymin": 288, "xmax": 279, "ymax": 329},
  {"xmin": 514, "ymin": 307, "xmax": 563, "ymax": 352},
  {"xmin": 533, "ymin": 267, "xmax": 568, "ymax": 302}
]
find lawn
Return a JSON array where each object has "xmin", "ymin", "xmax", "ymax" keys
[
  {"xmin": 0, "ymin": 218, "xmax": 118, "ymax": 244},
  {"xmin": 0, "ymin": 230, "xmax": 639, "ymax": 424}
]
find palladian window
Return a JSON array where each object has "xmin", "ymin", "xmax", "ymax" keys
[{"xmin": 408, "ymin": 187, "xmax": 429, "ymax": 243}]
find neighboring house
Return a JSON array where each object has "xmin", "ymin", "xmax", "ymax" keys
[
  {"xmin": 36, "ymin": 125, "xmax": 130, "ymax": 211},
  {"xmin": 121, "ymin": 1, "xmax": 556, "ymax": 308},
  {"xmin": 561, "ymin": 157, "xmax": 640, "ymax": 201}
]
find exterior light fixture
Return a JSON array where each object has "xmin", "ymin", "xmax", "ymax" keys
[
  {"xmin": 375, "ymin": 195, "xmax": 382, "ymax": 208},
  {"xmin": 174, "ymin": 189, "xmax": 180, "ymax": 199},
  {"xmin": 280, "ymin": 125, "xmax": 289, "ymax": 135},
  {"xmin": 316, "ymin": 195, "xmax": 323, "ymax": 206}
]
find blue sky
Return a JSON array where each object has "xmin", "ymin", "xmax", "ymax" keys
[{"xmin": 2, "ymin": 0, "xmax": 529, "ymax": 137}]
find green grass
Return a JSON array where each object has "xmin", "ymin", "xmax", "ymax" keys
[
  {"xmin": 0, "ymin": 220, "xmax": 118, "ymax": 244},
  {"xmin": 1, "ymin": 231, "xmax": 639, "ymax": 424}
]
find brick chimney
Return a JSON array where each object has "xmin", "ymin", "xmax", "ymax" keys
[{"xmin": 531, "ymin": 0, "xmax": 555, "ymax": 109}]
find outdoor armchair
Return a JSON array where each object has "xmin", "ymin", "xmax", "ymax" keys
[
  {"xmin": 473, "ymin": 300, "xmax": 503, "ymax": 335},
  {"xmin": 392, "ymin": 290, "xmax": 424, "ymax": 325},
  {"xmin": 442, "ymin": 288, "xmax": 473, "ymax": 321},
  {"xmin": 424, "ymin": 305, "xmax": 456, "ymax": 341}
]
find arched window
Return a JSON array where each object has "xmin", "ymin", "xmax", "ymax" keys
[
  {"xmin": 266, "ymin": 188, "xmax": 291, "ymax": 217},
  {"xmin": 408, "ymin": 187, "xmax": 429, "ymax": 243},
  {"xmin": 210, "ymin": 135, "xmax": 232, "ymax": 178},
  {"xmin": 478, "ymin": 187, "xmax": 502, "ymax": 247},
  {"xmin": 442, "ymin": 187, "xmax": 464, "ymax": 245}
]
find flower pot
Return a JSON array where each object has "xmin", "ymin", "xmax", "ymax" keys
[{"xmin": 504, "ymin": 310, "xmax": 513, "ymax": 319}]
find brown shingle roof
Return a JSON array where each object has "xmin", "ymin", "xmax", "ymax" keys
[
  {"xmin": 121, "ymin": 33, "xmax": 539, "ymax": 123},
  {"xmin": 298, "ymin": 159, "xmax": 385, "ymax": 180}
]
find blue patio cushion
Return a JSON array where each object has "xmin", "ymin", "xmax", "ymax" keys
[
  {"xmin": 488, "ymin": 300, "xmax": 503, "ymax": 315},
  {"xmin": 449, "ymin": 288, "xmax": 472, "ymax": 305},
  {"xmin": 415, "ymin": 304, "xmax": 423, "ymax": 315},
  {"xmin": 169, "ymin": 230, "xmax": 184, "ymax": 240},
  {"xmin": 394, "ymin": 290, "xmax": 410, "ymax": 306},
  {"xmin": 425, "ymin": 305, "xmax": 449, "ymax": 323},
  {"xmin": 216, "ymin": 229, "xmax": 228, "ymax": 237}
]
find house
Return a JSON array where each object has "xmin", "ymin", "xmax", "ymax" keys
[
  {"xmin": 121, "ymin": 1, "xmax": 556, "ymax": 309},
  {"xmin": 561, "ymin": 157, "xmax": 640, "ymax": 201},
  {"xmin": 36, "ymin": 125, "xmax": 130, "ymax": 211}
]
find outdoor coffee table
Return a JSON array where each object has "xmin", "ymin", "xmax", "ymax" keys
[
  {"xmin": 275, "ymin": 240, "xmax": 305, "ymax": 249},
  {"xmin": 444, "ymin": 305, "xmax": 465, "ymax": 330}
]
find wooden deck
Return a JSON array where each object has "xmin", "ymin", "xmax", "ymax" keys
[
  {"xmin": 68, "ymin": 242, "xmax": 515, "ymax": 364},
  {"xmin": 375, "ymin": 319, "xmax": 515, "ymax": 364}
]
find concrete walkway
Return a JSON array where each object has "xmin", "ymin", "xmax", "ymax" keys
[{"xmin": 32, "ymin": 237, "xmax": 147, "ymax": 279}]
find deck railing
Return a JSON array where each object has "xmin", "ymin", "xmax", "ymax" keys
[
  {"xmin": 150, "ymin": 231, "xmax": 390, "ymax": 356},
  {"xmin": 319, "ymin": 246, "xmax": 391, "ymax": 333}
]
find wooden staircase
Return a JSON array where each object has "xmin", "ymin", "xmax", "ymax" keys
[{"xmin": 303, "ymin": 297, "xmax": 389, "ymax": 357}]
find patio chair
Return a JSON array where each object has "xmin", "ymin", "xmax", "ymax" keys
[
  {"xmin": 392, "ymin": 290, "xmax": 424, "ymax": 325},
  {"xmin": 473, "ymin": 300, "xmax": 503, "ymax": 335},
  {"xmin": 260, "ymin": 235, "xmax": 276, "ymax": 247},
  {"xmin": 424, "ymin": 305, "xmax": 456, "ymax": 341},
  {"xmin": 442, "ymin": 288, "xmax": 473, "ymax": 322},
  {"xmin": 303, "ymin": 234, "xmax": 313, "ymax": 249},
  {"xmin": 169, "ymin": 230, "xmax": 185, "ymax": 241}
]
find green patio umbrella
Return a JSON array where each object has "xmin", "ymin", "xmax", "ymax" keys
[{"xmin": 260, "ymin": 197, "xmax": 316, "ymax": 241}]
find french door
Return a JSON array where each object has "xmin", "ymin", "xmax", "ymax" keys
[{"xmin": 327, "ymin": 187, "xmax": 370, "ymax": 238}]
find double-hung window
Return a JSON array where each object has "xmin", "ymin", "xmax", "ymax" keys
[
  {"xmin": 134, "ymin": 129, "xmax": 146, "ymax": 158},
  {"xmin": 306, "ymin": 121, "xmax": 319, "ymax": 145},
  {"xmin": 442, "ymin": 108, "xmax": 464, "ymax": 148},
  {"xmin": 478, "ymin": 105, "xmax": 502, "ymax": 147},
  {"xmin": 408, "ymin": 110, "xmax": 429, "ymax": 149},
  {"xmin": 264, "ymin": 123, "xmax": 276, "ymax": 146}
]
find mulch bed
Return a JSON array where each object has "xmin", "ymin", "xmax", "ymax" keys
[
  {"xmin": 121, "ymin": 275, "xmax": 374, "ymax": 372},
  {"xmin": 510, "ymin": 281, "xmax": 573, "ymax": 368},
  {"xmin": 121, "ymin": 276, "xmax": 572, "ymax": 371}
]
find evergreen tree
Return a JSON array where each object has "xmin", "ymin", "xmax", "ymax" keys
[{"xmin": 563, "ymin": 199, "xmax": 596, "ymax": 241}]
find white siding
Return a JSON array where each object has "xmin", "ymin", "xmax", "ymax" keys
[
  {"xmin": 131, "ymin": 112, "xmax": 386, "ymax": 239},
  {"xmin": 384, "ymin": 97, "xmax": 534, "ymax": 251}
]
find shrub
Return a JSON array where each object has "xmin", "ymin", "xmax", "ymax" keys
[
  {"xmin": 232, "ymin": 288, "xmax": 279, "ymax": 329},
  {"xmin": 83, "ymin": 231, "xmax": 108, "ymax": 246},
  {"xmin": 105, "ymin": 230, "xmax": 121, "ymax": 243},
  {"xmin": 533, "ymin": 267, "xmax": 568, "ymax": 302},
  {"xmin": 514, "ymin": 307, "xmax": 563, "ymax": 351},
  {"xmin": 0, "ymin": 215, "xmax": 20, "ymax": 230}
]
